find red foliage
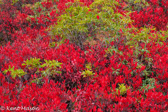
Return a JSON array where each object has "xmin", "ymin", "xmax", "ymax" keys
[
  {"xmin": 131, "ymin": 0, "xmax": 168, "ymax": 30},
  {"xmin": 0, "ymin": 0, "xmax": 167, "ymax": 111}
]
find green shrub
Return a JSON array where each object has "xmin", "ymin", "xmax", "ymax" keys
[
  {"xmin": 50, "ymin": 0, "xmax": 131, "ymax": 49},
  {"xmin": 3, "ymin": 58, "xmax": 62, "ymax": 84},
  {"xmin": 81, "ymin": 63, "xmax": 95, "ymax": 78},
  {"xmin": 121, "ymin": 0, "xmax": 149, "ymax": 11},
  {"xmin": 115, "ymin": 83, "xmax": 131, "ymax": 96},
  {"xmin": 141, "ymin": 78, "xmax": 156, "ymax": 92},
  {"xmin": 3, "ymin": 66, "xmax": 26, "ymax": 79},
  {"xmin": 50, "ymin": 1, "xmax": 98, "ymax": 49}
]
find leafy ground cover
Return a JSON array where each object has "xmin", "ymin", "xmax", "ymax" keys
[{"xmin": 0, "ymin": 0, "xmax": 168, "ymax": 111}]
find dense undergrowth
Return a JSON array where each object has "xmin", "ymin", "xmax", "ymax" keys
[{"xmin": 0, "ymin": 0, "xmax": 168, "ymax": 111}]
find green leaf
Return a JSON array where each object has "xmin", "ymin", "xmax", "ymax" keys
[
  {"xmin": 56, "ymin": 71, "xmax": 62, "ymax": 74},
  {"xmin": 40, "ymin": 64, "xmax": 47, "ymax": 68}
]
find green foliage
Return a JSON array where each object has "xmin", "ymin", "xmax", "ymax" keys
[
  {"xmin": 30, "ymin": 77, "xmax": 43, "ymax": 85},
  {"xmin": 129, "ymin": 58, "xmax": 153, "ymax": 78},
  {"xmin": 121, "ymin": 0, "xmax": 149, "ymax": 11},
  {"xmin": 50, "ymin": 0, "xmax": 131, "ymax": 49},
  {"xmin": 116, "ymin": 83, "xmax": 131, "ymax": 96},
  {"xmin": 11, "ymin": 0, "xmax": 19, "ymax": 5},
  {"xmin": 90, "ymin": 0, "xmax": 130, "ymax": 37},
  {"xmin": 3, "ymin": 66, "xmax": 26, "ymax": 79},
  {"xmin": 50, "ymin": 2, "xmax": 97, "ymax": 48},
  {"xmin": 0, "ymin": 0, "xmax": 19, "ymax": 5},
  {"xmin": 141, "ymin": 78, "xmax": 156, "ymax": 92},
  {"xmin": 40, "ymin": 59, "xmax": 62, "ymax": 77},
  {"xmin": 121, "ymin": 26, "xmax": 167, "ymax": 78},
  {"xmin": 26, "ymin": 59, "xmax": 62, "ymax": 84},
  {"xmin": 49, "ymin": 42, "xmax": 56, "ymax": 48},
  {"xmin": 90, "ymin": 0, "xmax": 119, "ymax": 11},
  {"xmin": 124, "ymin": 27, "xmax": 167, "ymax": 48},
  {"xmin": 22, "ymin": 57, "xmax": 41, "ymax": 70},
  {"xmin": 111, "ymin": 67, "xmax": 120, "ymax": 75},
  {"xmin": 3, "ymin": 58, "xmax": 62, "ymax": 84},
  {"xmin": 0, "ymin": 0, "xmax": 3, "ymax": 4},
  {"xmin": 22, "ymin": 58, "xmax": 62, "ymax": 76},
  {"xmin": 159, "ymin": 29, "xmax": 168, "ymax": 42},
  {"xmin": 122, "ymin": 26, "xmax": 167, "ymax": 65},
  {"xmin": 81, "ymin": 63, "xmax": 95, "ymax": 78},
  {"xmin": 106, "ymin": 45, "xmax": 123, "ymax": 55},
  {"xmin": 125, "ymin": 27, "xmax": 151, "ymax": 46}
]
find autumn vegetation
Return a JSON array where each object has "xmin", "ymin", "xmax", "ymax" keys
[{"xmin": 0, "ymin": 0, "xmax": 168, "ymax": 111}]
